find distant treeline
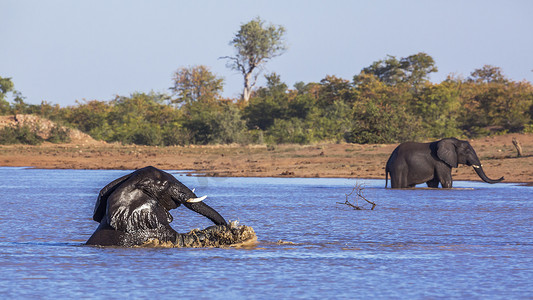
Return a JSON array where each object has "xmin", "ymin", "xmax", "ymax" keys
[{"xmin": 1, "ymin": 53, "xmax": 532, "ymax": 146}]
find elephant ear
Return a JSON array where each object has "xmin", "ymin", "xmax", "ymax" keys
[
  {"xmin": 437, "ymin": 139, "xmax": 458, "ymax": 168},
  {"xmin": 106, "ymin": 189, "xmax": 173, "ymax": 232},
  {"xmin": 93, "ymin": 173, "xmax": 132, "ymax": 222}
]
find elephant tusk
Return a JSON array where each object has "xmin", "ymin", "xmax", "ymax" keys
[
  {"xmin": 187, "ymin": 195, "xmax": 207, "ymax": 203},
  {"xmin": 192, "ymin": 188, "xmax": 195, "ymax": 193},
  {"xmin": 473, "ymin": 165, "xmax": 481, "ymax": 169}
]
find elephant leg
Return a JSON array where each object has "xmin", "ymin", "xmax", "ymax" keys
[
  {"xmin": 86, "ymin": 223, "xmax": 125, "ymax": 246},
  {"xmin": 390, "ymin": 175, "xmax": 400, "ymax": 188},
  {"xmin": 438, "ymin": 171, "xmax": 453, "ymax": 188},
  {"xmin": 426, "ymin": 178, "xmax": 440, "ymax": 188},
  {"xmin": 391, "ymin": 174, "xmax": 407, "ymax": 188},
  {"xmin": 390, "ymin": 167, "xmax": 409, "ymax": 188}
]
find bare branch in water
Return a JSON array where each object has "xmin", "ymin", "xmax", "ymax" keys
[{"xmin": 337, "ymin": 182, "xmax": 376, "ymax": 210}]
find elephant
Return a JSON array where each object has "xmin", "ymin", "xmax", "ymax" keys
[
  {"xmin": 385, "ymin": 138, "xmax": 504, "ymax": 188},
  {"xmin": 86, "ymin": 166, "xmax": 256, "ymax": 247}
]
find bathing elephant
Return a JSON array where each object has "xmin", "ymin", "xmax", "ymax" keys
[
  {"xmin": 385, "ymin": 138, "xmax": 504, "ymax": 188},
  {"xmin": 86, "ymin": 166, "xmax": 255, "ymax": 247}
]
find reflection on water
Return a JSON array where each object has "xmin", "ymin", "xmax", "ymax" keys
[{"xmin": 0, "ymin": 167, "xmax": 531, "ymax": 298}]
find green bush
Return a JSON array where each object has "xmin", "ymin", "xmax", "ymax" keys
[
  {"xmin": 161, "ymin": 125, "xmax": 190, "ymax": 146},
  {"xmin": 130, "ymin": 125, "xmax": 163, "ymax": 146},
  {"xmin": 266, "ymin": 118, "xmax": 310, "ymax": 144},
  {"xmin": 0, "ymin": 125, "xmax": 43, "ymax": 145},
  {"xmin": 47, "ymin": 125, "xmax": 71, "ymax": 144}
]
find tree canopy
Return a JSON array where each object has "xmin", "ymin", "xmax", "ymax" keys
[
  {"xmin": 170, "ymin": 65, "xmax": 224, "ymax": 105},
  {"xmin": 360, "ymin": 52, "xmax": 438, "ymax": 91},
  {"xmin": 0, "ymin": 76, "xmax": 26, "ymax": 114},
  {"xmin": 2, "ymin": 55, "xmax": 532, "ymax": 146}
]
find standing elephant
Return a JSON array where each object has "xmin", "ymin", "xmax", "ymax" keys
[
  {"xmin": 86, "ymin": 166, "xmax": 255, "ymax": 247},
  {"xmin": 385, "ymin": 138, "xmax": 504, "ymax": 188}
]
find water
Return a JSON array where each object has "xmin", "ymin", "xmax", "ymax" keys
[{"xmin": 0, "ymin": 167, "xmax": 531, "ymax": 299}]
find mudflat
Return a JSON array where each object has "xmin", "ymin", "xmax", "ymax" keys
[{"xmin": 0, "ymin": 133, "xmax": 532, "ymax": 184}]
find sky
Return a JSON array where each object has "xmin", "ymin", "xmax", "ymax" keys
[{"xmin": 1, "ymin": 0, "xmax": 532, "ymax": 106}]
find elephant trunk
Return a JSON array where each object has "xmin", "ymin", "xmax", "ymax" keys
[
  {"xmin": 183, "ymin": 201, "xmax": 227, "ymax": 226},
  {"xmin": 168, "ymin": 185, "xmax": 226, "ymax": 225},
  {"xmin": 472, "ymin": 165, "xmax": 504, "ymax": 184}
]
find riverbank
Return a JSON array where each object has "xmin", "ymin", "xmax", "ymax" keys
[{"xmin": 0, "ymin": 133, "xmax": 532, "ymax": 184}]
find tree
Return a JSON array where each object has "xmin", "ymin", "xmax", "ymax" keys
[
  {"xmin": 451, "ymin": 67, "xmax": 533, "ymax": 136},
  {"xmin": 65, "ymin": 100, "xmax": 113, "ymax": 140},
  {"xmin": 468, "ymin": 65, "xmax": 505, "ymax": 83},
  {"xmin": 361, "ymin": 52, "xmax": 437, "ymax": 91},
  {"xmin": 318, "ymin": 75, "xmax": 354, "ymax": 107},
  {"xmin": 464, "ymin": 78, "xmax": 532, "ymax": 133},
  {"xmin": 415, "ymin": 82, "xmax": 462, "ymax": 138},
  {"xmin": 0, "ymin": 76, "xmax": 26, "ymax": 115},
  {"xmin": 222, "ymin": 17, "xmax": 287, "ymax": 101},
  {"xmin": 0, "ymin": 76, "xmax": 15, "ymax": 101},
  {"xmin": 400, "ymin": 52, "xmax": 438, "ymax": 91},
  {"xmin": 169, "ymin": 65, "xmax": 224, "ymax": 106},
  {"xmin": 183, "ymin": 101, "xmax": 247, "ymax": 144},
  {"xmin": 312, "ymin": 100, "xmax": 353, "ymax": 142},
  {"xmin": 244, "ymin": 73, "xmax": 290, "ymax": 130},
  {"xmin": 349, "ymin": 72, "xmax": 421, "ymax": 143},
  {"xmin": 361, "ymin": 55, "xmax": 404, "ymax": 86},
  {"xmin": 105, "ymin": 92, "xmax": 177, "ymax": 146}
]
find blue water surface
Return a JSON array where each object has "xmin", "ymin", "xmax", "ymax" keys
[{"xmin": 0, "ymin": 167, "xmax": 531, "ymax": 299}]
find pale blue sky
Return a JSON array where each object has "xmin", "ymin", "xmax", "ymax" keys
[{"xmin": 1, "ymin": 0, "xmax": 532, "ymax": 106}]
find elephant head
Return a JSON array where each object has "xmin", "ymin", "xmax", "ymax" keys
[
  {"xmin": 167, "ymin": 183, "xmax": 227, "ymax": 226},
  {"xmin": 436, "ymin": 138, "xmax": 504, "ymax": 184},
  {"xmin": 134, "ymin": 170, "xmax": 226, "ymax": 226}
]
